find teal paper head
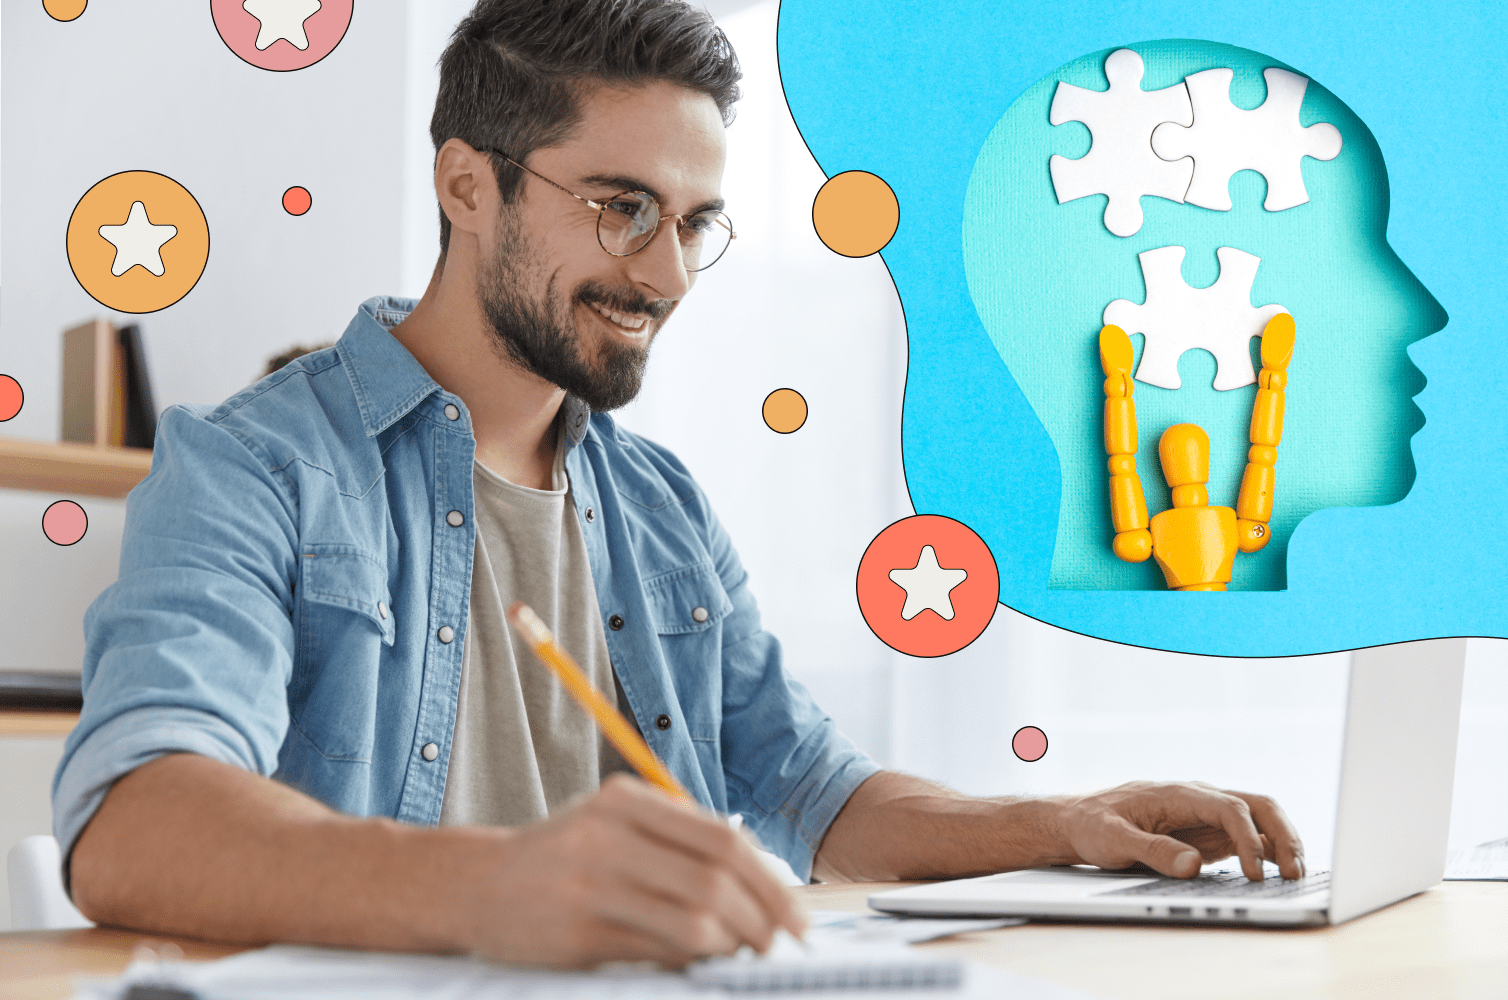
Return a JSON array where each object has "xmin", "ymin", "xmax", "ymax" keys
[{"xmin": 962, "ymin": 40, "xmax": 1446, "ymax": 591}]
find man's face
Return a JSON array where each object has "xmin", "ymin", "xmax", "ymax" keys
[{"xmin": 478, "ymin": 80, "xmax": 728, "ymax": 412}]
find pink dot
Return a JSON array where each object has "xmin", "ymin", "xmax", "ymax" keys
[
  {"xmin": 43, "ymin": 500, "xmax": 88, "ymax": 545},
  {"xmin": 0, "ymin": 375, "xmax": 22, "ymax": 421},
  {"xmin": 282, "ymin": 186, "xmax": 312, "ymax": 216},
  {"xmin": 1012, "ymin": 726, "xmax": 1048, "ymax": 762}
]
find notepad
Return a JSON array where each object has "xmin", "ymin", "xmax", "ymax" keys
[
  {"xmin": 687, "ymin": 929, "xmax": 962, "ymax": 991},
  {"xmin": 72, "ymin": 929, "xmax": 1102, "ymax": 999}
]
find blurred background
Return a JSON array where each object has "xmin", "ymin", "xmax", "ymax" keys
[{"xmin": 0, "ymin": 0, "xmax": 1503, "ymax": 924}]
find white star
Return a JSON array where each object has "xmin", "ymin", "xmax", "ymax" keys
[
  {"xmin": 888, "ymin": 545, "xmax": 969, "ymax": 622},
  {"xmin": 243, "ymin": 0, "xmax": 322, "ymax": 51},
  {"xmin": 97, "ymin": 201, "xmax": 177, "ymax": 277}
]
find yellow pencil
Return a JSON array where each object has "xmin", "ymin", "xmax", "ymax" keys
[{"xmin": 505, "ymin": 601, "xmax": 694, "ymax": 805}]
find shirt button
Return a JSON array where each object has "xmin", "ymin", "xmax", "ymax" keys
[
  {"xmin": 691, "ymin": 606, "xmax": 709, "ymax": 623},
  {"xmin": 438, "ymin": 625, "xmax": 455, "ymax": 643},
  {"xmin": 377, "ymin": 601, "xmax": 388, "ymax": 620},
  {"xmin": 444, "ymin": 404, "xmax": 460, "ymax": 421},
  {"xmin": 446, "ymin": 510, "xmax": 464, "ymax": 527},
  {"xmin": 421, "ymin": 742, "xmax": 439, "ymax": 761},
  {"xmin": 655, "ymin": 714, "xmax": 672, "ymax": 731},
  {"xmin": 609, "ymin": 614, "xmax": 624, "ymax": 631},
  {"xmin": 584, "ymin": 507, "xmax": 595, "ymax": 523}
]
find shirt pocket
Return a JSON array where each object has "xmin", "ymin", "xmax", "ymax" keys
[
  {"xmin": 643, "ymin": 562, "xmax": 733, "ymax": 635},
  {"xmin": 290, "ymin": 544, "xmax": 393, "ymax": 762}
]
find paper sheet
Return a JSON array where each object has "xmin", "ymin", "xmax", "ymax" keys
[{"xmin": 1444, "ymin": 836, "xmax": 1508, "ymax": 881}]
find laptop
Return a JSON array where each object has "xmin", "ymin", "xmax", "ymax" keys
[{"xmin": 870, "ymin": 638, "xmax": 1467, "ymax": 927}]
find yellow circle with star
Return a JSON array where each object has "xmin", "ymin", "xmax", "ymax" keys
[{"xmin": 67, "ymin": 171, "xmax": 210, "ymax": 314}]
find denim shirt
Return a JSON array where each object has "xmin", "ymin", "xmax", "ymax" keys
[{"xmin": 53, "ymin": 296, "xmax": 878, "ymax": 881}]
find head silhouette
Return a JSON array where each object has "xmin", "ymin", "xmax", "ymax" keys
[{"xmin": 962, "ymin": 39, "xmax": 1445, "ymax": 591}]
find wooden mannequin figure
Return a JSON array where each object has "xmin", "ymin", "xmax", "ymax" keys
[{"xmin": 1098, "ymin": 313, "xmax": 1296, "ymax": 591}]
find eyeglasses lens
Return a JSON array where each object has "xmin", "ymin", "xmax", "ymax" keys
[{"xmin": 597, "ymin": 192, "xmax": 733, "ymax": 272}]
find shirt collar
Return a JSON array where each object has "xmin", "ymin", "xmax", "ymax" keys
[{"xmin": 337, "ymin": 295, "xmax": 592, "ymax": 448}]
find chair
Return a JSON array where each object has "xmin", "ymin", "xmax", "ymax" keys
[{"xmin": 7, "ymin": 835, "xmax": 93, "ymax": 931}]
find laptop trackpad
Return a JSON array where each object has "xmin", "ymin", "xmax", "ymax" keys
[{"xmin": 970, "ymin": 867, "xmax": 1154, "ymax": 896}]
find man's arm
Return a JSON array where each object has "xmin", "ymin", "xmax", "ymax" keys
[
  {"xmin": 72, "ymin": 754, "xmax": 803, "ymax": 967},
  {"xmin": 811, "ymin": 771, "xmax": 1305, "ymax": 883}
]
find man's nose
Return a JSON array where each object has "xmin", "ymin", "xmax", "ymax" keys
[{"xmin": 624, "ymin": 222, "xmax": 693, "ymax": 301}]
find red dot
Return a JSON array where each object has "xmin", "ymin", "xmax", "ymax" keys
[
  {"xmin": 282, "ymin": 186, "xmax": 312, "ymax": 216},
  {"xmin": 1012, "ymin": 726, "xmax": 1048, "ymax": 762},
  {"xmin": 43, "ymin": 500, "xmax": 88, "ymax": 546},
  {"xmin": 0, "ymin": 375, "xmax": 22, "ymax": 421}
]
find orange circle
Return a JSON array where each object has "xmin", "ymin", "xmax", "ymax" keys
[
  {"xmin": 67, "ymin": 171, "xmax": 210, "ymax": 314},
  {"xmin": 0, "ymin": 376, "xmax": 22, "ymax": 421},
  {"xmin": 856, "ymin": 515, "xmax": 999, "ymax": 657},
  {"xmin": 43, "ymin": 0, "xmax": 86, "ymax": 21},
  {"xmin": 812, "ymin": 170, "xmax": 899, "ymax": 257},
  {"xmin": 762, "ymin": 388, "xmax": 808, "ymax": 433},
  {"xmin": 283, "ymin": 186, "xmax": 312, "ymax": 216}
]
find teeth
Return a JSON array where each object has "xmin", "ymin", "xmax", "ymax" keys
[{"xmin": 591, "ymin": 302, "xmax": 647, "ymax": 331}]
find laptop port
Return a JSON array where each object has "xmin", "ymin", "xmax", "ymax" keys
[
  {"xmin": 1168, "ymin": 906, "xmax": 1192, "ymax": 917},
  {"xmin": 1205, "ymin": 907, "xmax": 1221, "ymax": 918},
  {"xmin": 1233, "ymin": 908, "xmax": 1249, "ymax": 919}
]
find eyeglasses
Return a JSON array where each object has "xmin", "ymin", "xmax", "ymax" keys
[{"xmin": 482, "ymin": 148, "xmax": 736, "ymax": 272}]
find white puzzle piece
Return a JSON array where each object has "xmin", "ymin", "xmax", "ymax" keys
[
  {"xmin": 1103, "ymin": 245, "xmax": 1288, "ymax": 391},
  {"xmin": 1151, "ymin": 67, "xmax": 1342, "ymax": 212},
  {"xmin": 1049, "ymin": 48, "xmax": 1193, "ymax": 237}
]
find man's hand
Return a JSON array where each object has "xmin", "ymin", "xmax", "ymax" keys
[
  {"xmin": 1056, "ymin": 779, "xmax": 1305, "ymax": 881},
  {"xmin": 811, "ymin": 771, "xmax": 1305, "ymax": 884},
  {"xmin": 465, "ymin": 774, "xmax": 804, "ymax": 968},
  {"xmin": 72, "ymin": 756, "xmax": 799, "ymax": 970}
]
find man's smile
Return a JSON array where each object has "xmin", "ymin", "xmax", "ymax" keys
[{"xmin": 587, "ymin": 300, "xmax": 649, "ymax": 331}]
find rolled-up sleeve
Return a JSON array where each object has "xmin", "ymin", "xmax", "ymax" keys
[
  {"xmin": 705, "ymin": 505, "xmax": 880, "ymax": 881},
  {"xmin": 52, "ymin": 404, "xmax": 300, "ymax": 866}
]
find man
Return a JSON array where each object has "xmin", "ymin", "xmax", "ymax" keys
[{"xmin": 54, "ymin": 0, "xmax": 1304, "ymax": 969}]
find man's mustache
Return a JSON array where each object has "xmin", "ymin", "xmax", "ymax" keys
[{"xmin": 574, "ymin": 282, "xmax": 674, "ymax": 322}]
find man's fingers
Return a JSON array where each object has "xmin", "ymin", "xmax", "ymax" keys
[
  {"xmin": 1172, "ymin": 786, "xmax": 1266, "ymax": 880},
  {"xmin": 1231, "ymin": 790, "xmax": 1305, "ymax": 880},
  {"xmin": 610, "ymin": 834, "xmax": 776, "ymax": 952},
  {"xmin": 597, "ymin": 777, "xmax": 803, "ymax": 938},
  {"xmin": 1120, "ymin": 822, "xmax": 1202, "ymax": 878},
  {"xmin": 570, "ymin": 917, "xmax": 701, "ymax": 969},
  {"xmin": 593, "ymin": 879, "xmax": 744, "ymax": 958}
]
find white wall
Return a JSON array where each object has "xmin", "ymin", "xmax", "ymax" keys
[{"xmin": 0, "ymin": 1, "xmax": 409, "ymax": 673}]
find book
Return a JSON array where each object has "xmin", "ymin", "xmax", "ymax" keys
[{"xmin": 59, "ymin": 318, "xmax": 156, "ymax": 449}]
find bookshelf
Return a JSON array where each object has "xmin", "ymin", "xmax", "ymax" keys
[{"xmin": 0, "ymin": 437, "xmax": 152, "ymax": 499}]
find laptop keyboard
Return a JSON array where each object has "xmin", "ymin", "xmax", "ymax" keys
[{"xmin": 1096, "ymin": 869, "xmax": 1331, "ymax": 899}]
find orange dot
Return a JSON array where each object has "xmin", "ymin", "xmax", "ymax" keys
[
  {"xmin": 43, "ymin": 0, "xmax": 86, "ymax": 21},
  {"xmin": 283, "ymin": 186, "xmax": 312, "ymax": 216},
  {"xmin": 0, "ymin": 375, "xmax": 22, "ymax": 421},
  {"xmin": 812, "ymin": 171, "xmax": 899, "ymax": 257},
  {"xmin": 762, "ymin": 388, "xmax": 807, "ymax": 434}
]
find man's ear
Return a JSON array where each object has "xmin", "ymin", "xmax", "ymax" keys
[{"xmin": 435, "ymin": 138, "xmax": 496, "ymax": 245}]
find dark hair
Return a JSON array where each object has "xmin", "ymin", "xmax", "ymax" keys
[{"xmin": 429, "ymin": 0, "xmax": 742, "ymax": 255}]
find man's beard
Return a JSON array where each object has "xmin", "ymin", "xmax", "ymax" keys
[{"xmin": 477, "ymin": 219, "xmax": 670, "ymax": 412}]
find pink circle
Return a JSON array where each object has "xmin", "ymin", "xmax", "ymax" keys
[
  {"xmin": 43, "ymin": 500, "xmax": 88, "ymax": 546},
  {"xmin": 1012, "ymin": 726, "xmax": 1048, "ymax": 762},
  {"xmin": 282, "ymin": 186, "xmax": 312, "ymax": 215},
  {"xmin": 211, "ymin": 0, "xmax": 353, "ymax": 72}
]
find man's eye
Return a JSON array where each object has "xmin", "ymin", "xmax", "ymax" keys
[
  {"xmin": 607, "ymin": 198, "xmax": 642, "ymax": 218},
  {"xmin": 683, "ymin": 213, "xmax": 716, "ymax": 234}
]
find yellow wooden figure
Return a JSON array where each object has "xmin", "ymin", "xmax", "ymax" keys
[
  {"xmin": 1149, "ymin": 424, "xmax": 1237, "ymax": 590},
  {"xmin": 1098, "ymin": 314, "xmax": 1295, "ymax": 590},
  {"xmin": 1098, "ymin": 324, "xmax": 1152, "ymax": 563}
]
